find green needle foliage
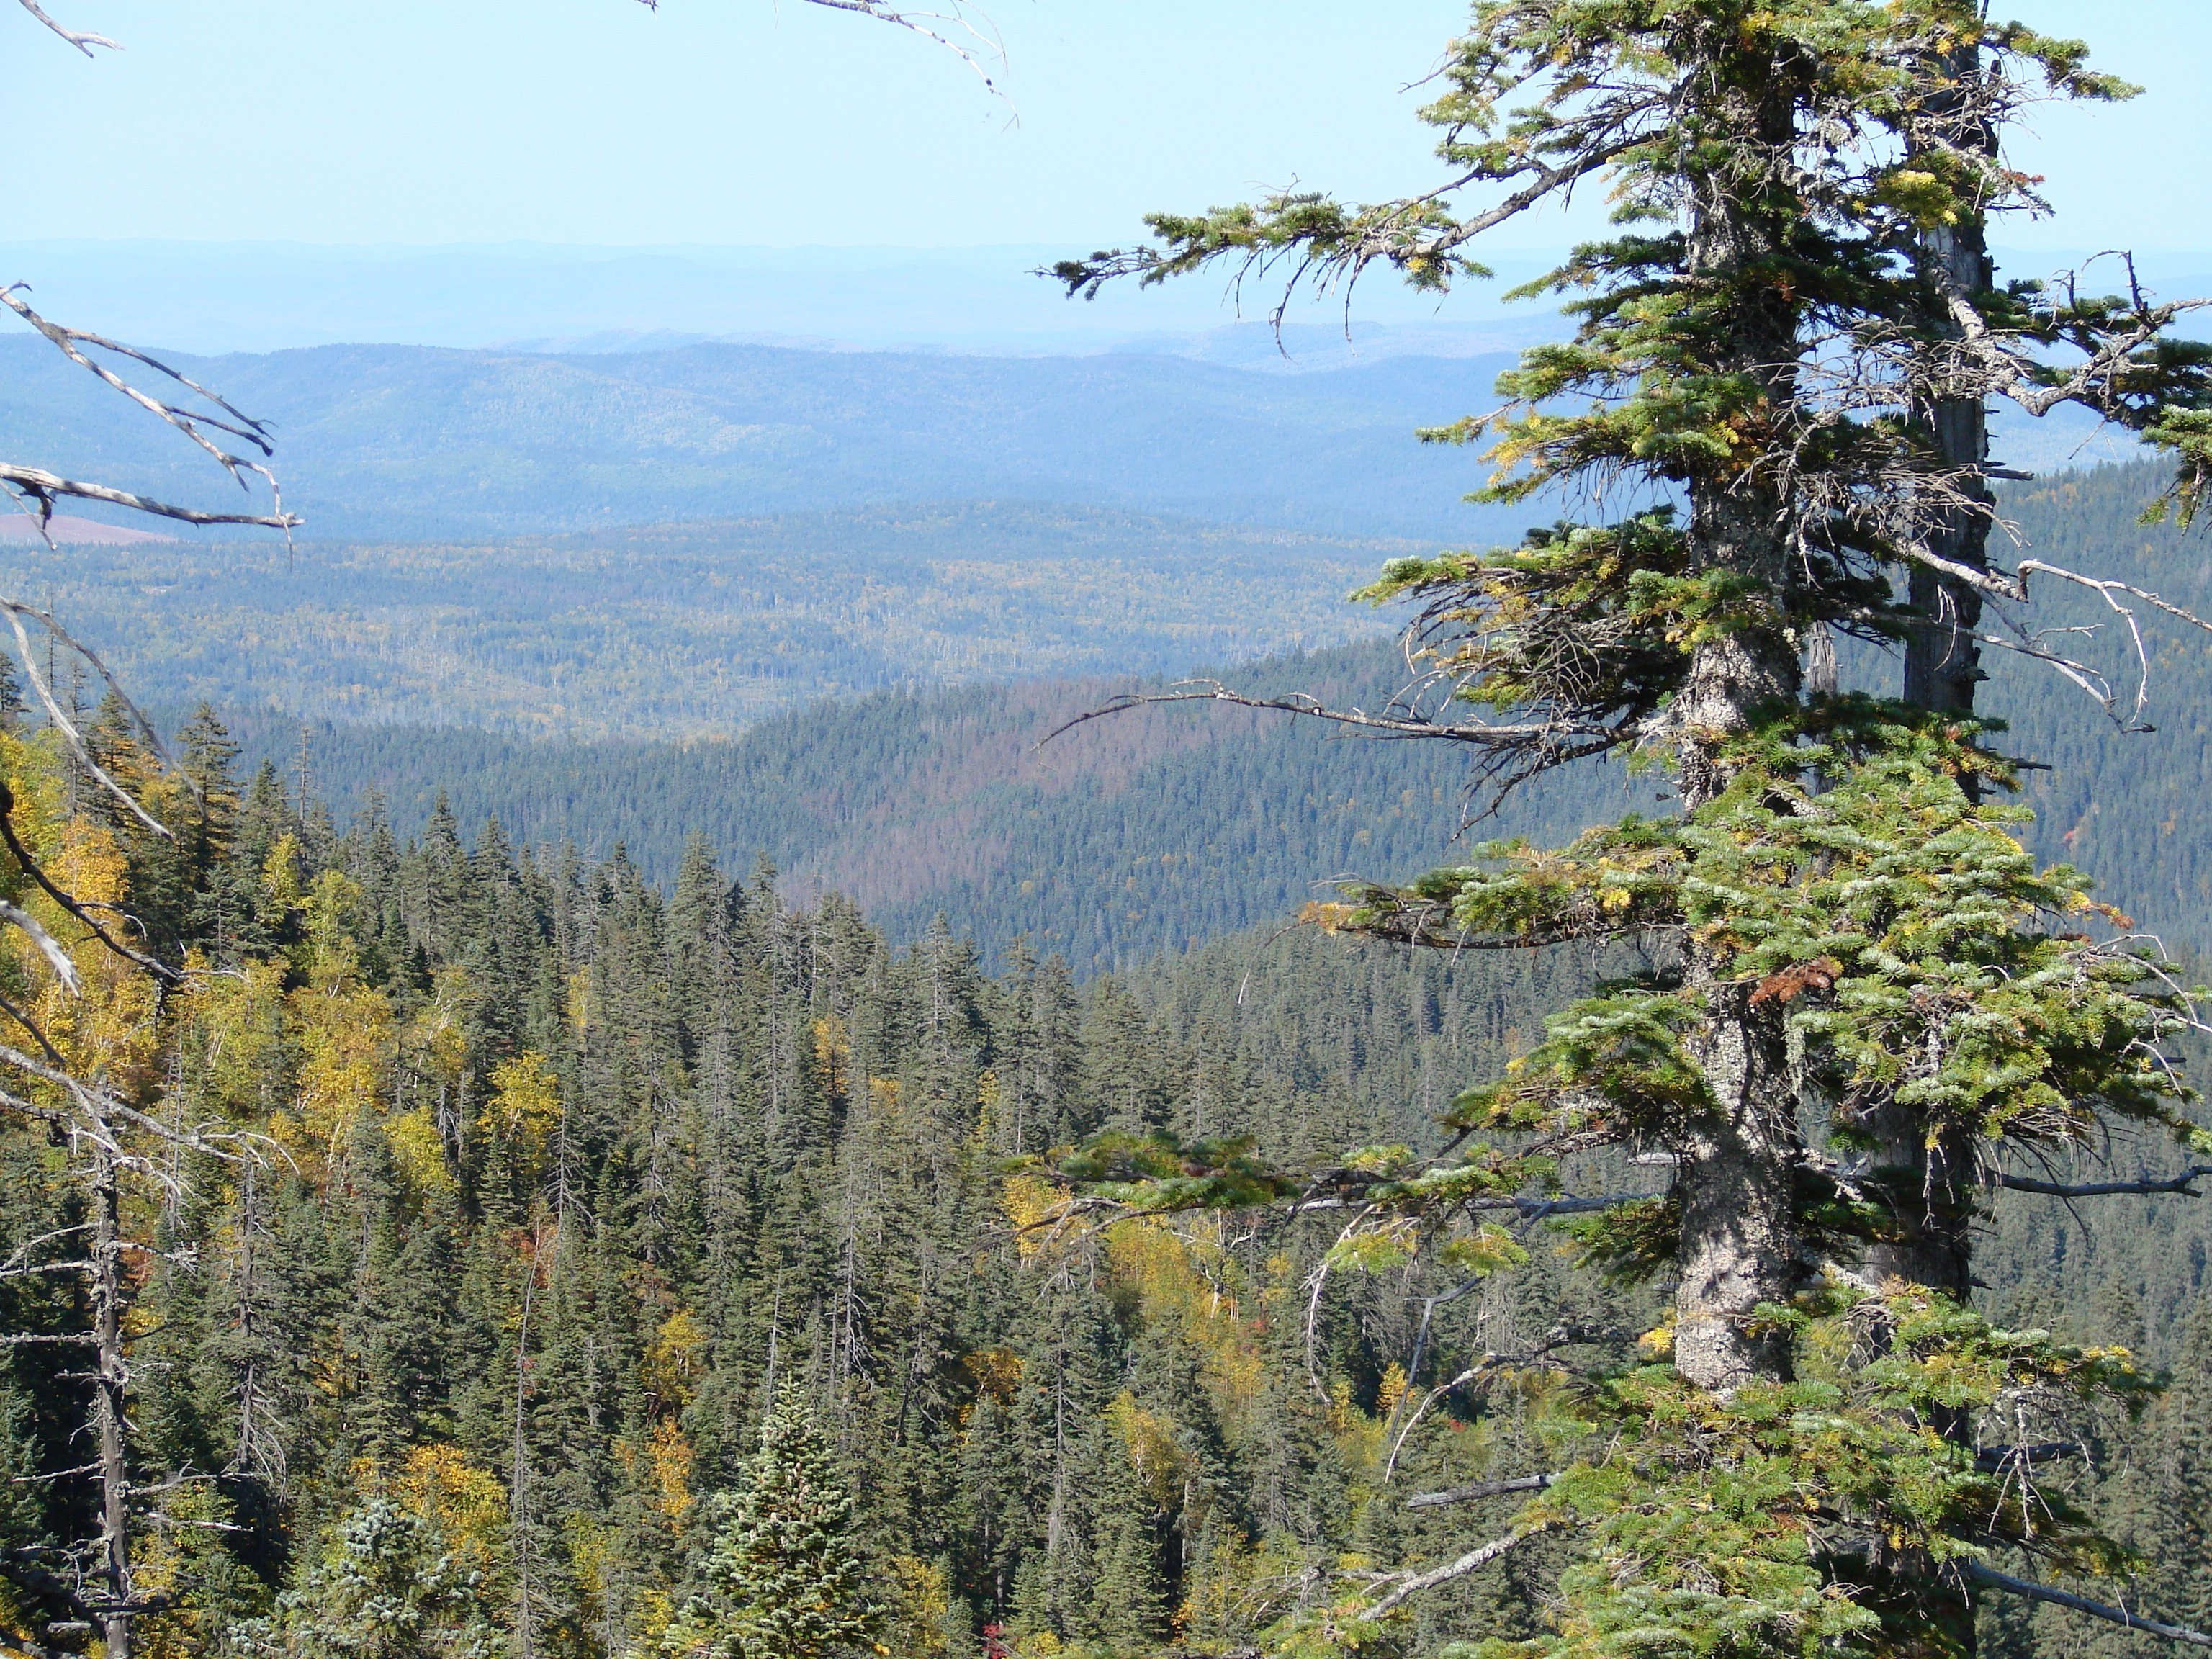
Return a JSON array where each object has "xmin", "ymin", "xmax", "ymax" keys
[
  {"xmin": 663, "ymin": 1382, "xmax": 883, "ymax": 1659},
  {"xmin": 1053, "ymin": 2, "xmax": 2212, "ymax": 1653}
]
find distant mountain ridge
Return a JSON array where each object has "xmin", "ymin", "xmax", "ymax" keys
[
  {"xmin": 0, "ymin": 326, "xmax": 2141, "ymax": 548},
  {"xmin": 0, "ymin": 333, "xmax": 1528, "ymax": 543}
]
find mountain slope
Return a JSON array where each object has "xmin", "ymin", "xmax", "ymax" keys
[
  {"xmin": 220, "ymin": 641, "xmax": 1648, "ymax": 975},
  {"xmin": 180, "ymin": 463, "xmax": 2212, "ymax": 973}
]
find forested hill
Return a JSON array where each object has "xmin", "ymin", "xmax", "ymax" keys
[
  {"xmin": 179, "ymin": 459, "xmax": 2212, "ymax": 971},
  {"xmin": 0, "ymin": 334, "xmax": 1521, "ymax": 544},
  {"xmin": 0, "ymin": 328, "xmax": 2126, "ymax": 546},
  {"xmin": 215, "ymin": 643, "xmax": 1650, "ymax": 977}
]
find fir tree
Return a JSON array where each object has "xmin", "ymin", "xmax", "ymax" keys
[
  {"xmin": 266, "ymin": 1498, "xmax": 500, "ymax": 1659},
  {"xmin": 663, "ymin": 1382, "xmax": 881, "ymax": 1659},
  {"xmin": 1053, "ymin": 2, "xmax": 2212, "ymax": 1654}
]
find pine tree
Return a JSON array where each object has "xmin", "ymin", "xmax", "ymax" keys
[{"xmin": 662, "ymin": 1382, "xmax": 881, "ymax": 1659}]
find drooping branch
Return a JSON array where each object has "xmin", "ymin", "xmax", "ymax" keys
[
  {"xmin": 1967, "ymin": 1563, "xmax": 2212, "ymax": 1646},
  {"xmin": 0, "ymin": 288, "xmax": 276, "ymax": 472}
]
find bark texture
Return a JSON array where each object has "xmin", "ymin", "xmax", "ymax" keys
[{"xmin": 1665, "ymin": 41, "xmax": 1811, "ymax": 1395}]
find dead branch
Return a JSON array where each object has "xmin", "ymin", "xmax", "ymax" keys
[
  {"xmin": 0, "ymin": 903, "xmax": 78, "ymax": 995},
  {"xmin": 637, "ymin": 0, "xmax": 1007, "ymax": 96},
  {"xmin": 0, "ymin": 464, "xmax": 295, "ymax": 535},
  {"xmin": 1967, "ymin": 1563, "xmax": 2212, "ymax": 1646},
  {"xmin": 1360, "ymin": 1527, "xmax": 1548, "ymax": 1619},
  {"xmin": 1, "ymin": 600, "xmax": 179, "ymax": 832},
  {"xmin": 1406, "ymin": 1473, "xmax": 1560, "ymax": 1509},
  {"xmin": 0, "ymin": 287, "xmax": 276, "ymax": 475},
  {"xmin": 1999, "ymin": 1168, "xmax": 2212, "ymax": 1199},
  {"xmin": 0, "ymin": 784, "xmax": 176, "ymax": 982},
  {"xmin": 16, "ymin": 0, "xmax": 114, "ymax": 54},
  {"xmin": 1040, "ymin": 680, "xmax": 1618, "ymax": 752}
]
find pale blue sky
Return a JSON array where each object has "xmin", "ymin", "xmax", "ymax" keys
[{"xmin": 5, "ymin": 1, "xmax": 2206, "ymax": 253}]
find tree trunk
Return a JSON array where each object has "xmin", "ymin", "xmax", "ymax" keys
[
  {"xmin": 1865, "ymin": 42, "xmax": 1997, "ymax": 1306},
  {"xmin": 1665, "ymin": 48, "xmax": 1811, "ymax": 1395},
  {"xmin": 1671, "ymin": 625, "xmax": 1807, "ymax": 1392},
  {"xmin": 91, "ymin": 1140, "xmax": 133, "ymax": 1659}
]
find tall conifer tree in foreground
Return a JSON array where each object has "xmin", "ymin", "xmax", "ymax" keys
[{"xmin": 1056, "ymin": 4, "xmax": 2212, "ymax": 1653}]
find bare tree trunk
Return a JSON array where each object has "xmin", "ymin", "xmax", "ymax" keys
[{"xmin": 91, "ymin": 1138, "xmax": 133, "ymax": 1659}]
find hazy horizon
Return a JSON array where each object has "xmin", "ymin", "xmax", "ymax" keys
[{"xmin": 5, "ymin": 238, "xmax": 2208, "ymax": 360}]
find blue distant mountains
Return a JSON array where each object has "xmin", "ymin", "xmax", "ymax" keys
[{"xmin": 0, "ymin": 333, "xmax": 1543, "ymax": 543}]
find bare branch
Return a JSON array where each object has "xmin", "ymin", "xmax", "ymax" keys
[
  {"xmin": 0, "ymin": 903, "xmax": 79, "ymax": 996},
  {"xmin": 1040, "ymin": 680, "xmax": 1624, "ymax": 754},
  {"xmin": 16, "ymin": 0, "xmax": 114, "ymax": 54},
  {"xmin": 0, "ymin": 464, "xmax": 296, "ymax": 535},
  {"xmin": 0, "ymin": 783, "xmax": 176, "ymax": 983},
  {"xmin": 1967, "ymin": 1564, "xmax": 2212, "ymax": 1646},
  {"xmin": 0, "ymin": 287, "xmax": 275, "ymax": 469},
  {"xmin": 1406, "ymin": 1473, "xmax": 1559, "ymax": 1510},
  {"xmin": 1361, "ymin": 1528, "xmax": 1547, "ymax": 1619},
  {"xmin": 1999, "ymin": 1168, "xmax": 2212, "ymax": 1199},
  {"xmin": 637, "ymin": 0, "xmax": 1007, "ymax": 96}
]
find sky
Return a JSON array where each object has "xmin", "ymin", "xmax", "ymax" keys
[
  {"xmin": 1, "ymin": 1, "xmax": 2207, "ymax": 351},
  {"xmin": 6, "ymin": 0, "xmax": 2208, "ymax": 251}
]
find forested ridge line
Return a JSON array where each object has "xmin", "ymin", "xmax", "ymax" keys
[{"xmin": 201, "ymin": 639, "xmax": 1647, "ymax": 976}]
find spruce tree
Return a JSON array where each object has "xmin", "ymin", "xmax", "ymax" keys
[
  {"xmin": 1053, "ymin": 3, "xmax": 2212, "ymax": 1654},
  {"xmin": 662, "ymin": 1382, "xmax": 881, "ymax": 1659}
]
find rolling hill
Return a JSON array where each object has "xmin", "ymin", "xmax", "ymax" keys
[{"xmin": 0, "ymin": 333, "xmax": 1530, "ymax": 544}]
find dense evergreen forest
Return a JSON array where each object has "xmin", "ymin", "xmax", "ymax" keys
[{"xmin": 2, "ymin": 689, "xmax": 2211, "ymax": 1659}]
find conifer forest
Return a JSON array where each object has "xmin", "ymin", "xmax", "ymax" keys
[{"xmin": 15, "ymin": 3, "xmax": 2212, "ymax": 1659}]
